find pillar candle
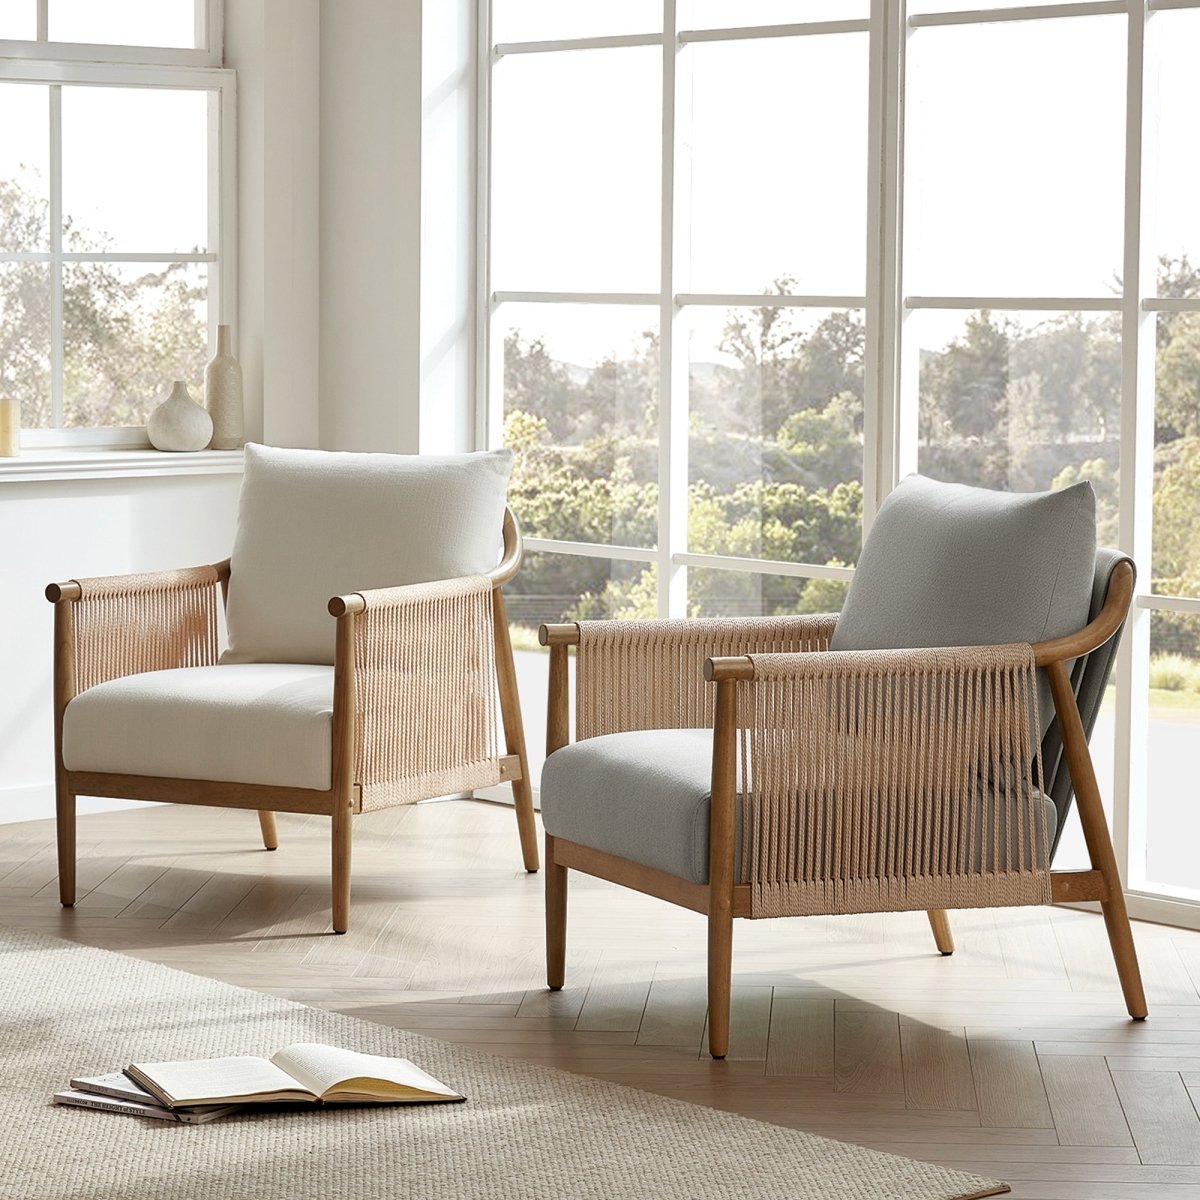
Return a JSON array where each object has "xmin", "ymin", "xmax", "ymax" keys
[{"xmin": 0, "ymin": 398, "xmax": 19, "ymax": 457}]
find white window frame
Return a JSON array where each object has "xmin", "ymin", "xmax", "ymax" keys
[
  {"xmin": 0, "ymin": 0, "xmax": 222, "ymax": 67},
  {"xmin": 479, "ymin": 0, "xmax": 1200, "ymax": 928},
  {"xmin": 0, "ymin": 0, "xmax": 235, "ymax": 448},
  {"xmin": 477, "ymin": 1, "xmax": 879, "ymax": 619}
]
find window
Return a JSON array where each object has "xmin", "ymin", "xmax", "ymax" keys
[
  {"xmin": 483, "ymin": 1, "xmax": 1200, "ymax": 921},
  {"xmin": 486, "ymin": 3, "xmax": 870, "ymax": 647},
  {"xmin": 0, "ymin": 1, "xmax": 233, "ymax": 445}
]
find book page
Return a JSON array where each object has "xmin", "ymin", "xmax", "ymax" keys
[
  {"xmin": 272, "ymin": 1044, "xmax": 461, "ymax": 1102},
  {"xmin": 128, "ymin": 1056, "xmax": 316, "ymax": 1106}
]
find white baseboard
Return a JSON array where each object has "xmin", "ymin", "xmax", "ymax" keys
[
  {"xmin": 474, "ymin": 783, "xmax": 542, "ymax": 811},
  {"xmin": 0, "ymin": 783, "xmax": 162, "ymax": 826}
]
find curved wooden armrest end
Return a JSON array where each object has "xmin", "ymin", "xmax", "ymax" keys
[
  {"xmin": 329, "ymin": 594, "xmax": 365, "ymax": 618},
  {"xmin": 488, "ymin": 507, "xmax": 523, "ymax": 587},
  {"xmin": 539, "ymin": 623, "xmax": 581, "ymax": 647},
  {"xmin": 705, "ymin": 656, "xmax": 754, "ymax": 683},
  {"xmin": 46, "ymin": 581, "xmax": 82, "ymax": 603},
  {"xmin": 1032, "ymin": 558, "xmax": 1134, "ymax": 667}
]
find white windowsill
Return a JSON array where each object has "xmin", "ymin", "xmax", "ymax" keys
[{"xmin": 0, "ymin": 447, "xmax": 245, "ymax": 484}]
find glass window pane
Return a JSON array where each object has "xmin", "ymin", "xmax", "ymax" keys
[
  {"xmin": 0, "ymin": 0, "xmax": 36, "ymax": 39},
  {"xmin": 1141, "ymin": 613, "xmax": 1200, "ymax": 897},
  {"xmin": 499, "ymin": 303, "xmax": 658, "ymax": 548},
  {"xmin": 493, "ymin": 1, "xmax": 659, "ymax": 43},
  {"xmin": 49, "ymin": 0, "xmax": 198, "ymax": 48},
  {"xmin": 63, "ymin": 261, "xmax": 208, "ymax": 428},
  {"xmin": 914, "ymin": 309, "xmax": 1122, "ymax": 539},
  {"xmin": 1153, "ymin": 310, "xmax": 1200, "ymax": 598},
  {"xmin": 688, "ymin": 305, "xmax": 864, "ymax": 566},
  {"xmin": 0, "ymin": 83, "xmax": 49, "ymax": 252},
  {"xmin": 62, "ymin": 86, "xmax": 210, "ymax": 254},
  {"xmin": 491, "ymin": 48, "xmax": 660, "ymax": 292},
  {"xmin": 687, "ymin": 565, "xmax": 848, "ymax": 619},
  {"xmin": 905, "ymin": 17, "xmax": 1125, "ymax": 296},
  {"xmin": 1047, "ymin": 690, "xmax": 1116, "ymax": 873},
  {"xmin": 683, "ymin": 1, "xmax": 869, "ymax": 27},
  {"xmin": 0, "ymin": 262, "xmax": 51, "ymax": 429},
  {"xmin": 687, "ymin": 33, "xmax": 868, "ymax": 296},
  {"xmin": 1154, "ymin": 9, "xmax": 1200, "ymax": 287}
]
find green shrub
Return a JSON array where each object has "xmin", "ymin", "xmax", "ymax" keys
[{"xmin": 1148, "ymin": 653, "xmax": 1200, "ymax": 693}]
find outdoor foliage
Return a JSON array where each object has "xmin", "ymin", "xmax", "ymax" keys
[
  {"xmin": 504, "ymin": 263, "xmax": 1200, "ymax": 662},
  {"xmin": 0, "ymin": 175, "xmax": 207, "ymax": 429}
]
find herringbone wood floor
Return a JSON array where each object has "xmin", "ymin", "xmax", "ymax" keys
[{"xmin": 4, "ymin": 799, "xmax": 1200, "ymax": 1199}]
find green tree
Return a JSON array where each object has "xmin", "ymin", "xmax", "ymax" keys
[{"xmin": 0, "ymin": 176, "xmax": 208, "ymax": 428}]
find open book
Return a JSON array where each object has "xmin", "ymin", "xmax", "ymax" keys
[{"xmin": 126, "ymin": 1043, "xmax": 464, "ymax": 1109}]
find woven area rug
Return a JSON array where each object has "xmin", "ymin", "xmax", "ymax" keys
[{"xmin": 0, "ymin": 925, "xmax": 1007, "ymax": 1200}]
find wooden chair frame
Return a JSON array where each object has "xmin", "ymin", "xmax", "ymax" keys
[
  {"xmin": 540, "ymin": 560, "xmax": 1146, "ymax": 1058},
  {"xmin": 47, "ymin": 508, "xmax": 538, "ymax": 934}
]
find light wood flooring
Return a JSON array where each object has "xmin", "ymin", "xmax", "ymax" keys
[{"xmin": 5, "ymin": 799, "xmax": 1200, "ymax": 1199}]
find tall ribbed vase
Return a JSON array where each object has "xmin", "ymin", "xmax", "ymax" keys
[{"xmin": 205, "ymin": 324, "xmax": 244, "ymax": 450}]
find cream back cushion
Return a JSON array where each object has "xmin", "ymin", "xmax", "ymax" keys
[{"xmin": 223, "ymin": 444, "xmax": 513, "ymax": 665}]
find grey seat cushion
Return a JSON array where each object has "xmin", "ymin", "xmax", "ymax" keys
[
  {"xmin": 540, "ymin": 728, "xmax": 1057, "ymax": 886},
  {"xmin": 832, "ymin": 475, "xmax": 1096, "ymax": 735}
]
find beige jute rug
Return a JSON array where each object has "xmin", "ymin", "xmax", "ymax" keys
[{"xmin": 0, "ymin": 925, "xmax": 1006, "ymax": 1199}]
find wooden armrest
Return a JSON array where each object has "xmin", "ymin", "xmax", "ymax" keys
[
  {"xmin": 707, "ymin": 640, "xmax": 1036, "ymax": 683},
  {"xmin": 46, "ymin": 563, "xmax": 225, "ymax": 604},
  {"xmin": 539, "ymin": 613, "xmax": 839, "ymax": 649}
]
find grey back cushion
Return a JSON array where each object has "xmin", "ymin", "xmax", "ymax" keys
[
  {"xmin": 223, "ymin": 443, "xmax": 512, "ymax": 666},
  {"xmin": 831, "ymin": 475, "xmax": 1097, "ymax": 732}
]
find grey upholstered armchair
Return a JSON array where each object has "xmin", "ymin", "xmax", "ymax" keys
[{"xmin": 538, "ymin": 476, "xmax": 1144, "ymax": 1059}]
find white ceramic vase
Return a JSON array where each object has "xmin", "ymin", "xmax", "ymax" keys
[
  {"xmin": 147, "ymin": 381, "xmax": 213, "ymax": 452},
  {"xmin": 205, "ymin": 324, "xmax": 244, "ymax": 450}
]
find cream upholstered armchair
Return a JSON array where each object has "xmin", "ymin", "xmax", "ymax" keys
[
  {"xmin": 538, "ymin": 475, "xmax": 1146, "ymax": 1058},
  {"xmin": 46, "ymin": 444, "xmax": 538, "ymax": 933}
]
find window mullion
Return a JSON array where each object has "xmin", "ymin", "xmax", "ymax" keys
[
  {"xmin": 1114, "ymin": 1, "xmax": 1157, "ymax": 893},
  {"xmin": 36, "ymin": 0, "xmax": 48, "ymax": 42},
  {"xmin": 864, "ymin": 0, "xmax": 904, "ymax": 535},
  {"xmin": 49, "ymin": 82, "xmax": 64, "ymax": 430},
  {"xmin": 659, "ymin": 0, "xmax": 688, "ymax": 619}
]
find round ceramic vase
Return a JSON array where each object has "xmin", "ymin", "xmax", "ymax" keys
[{"xmin": 147, "ymin": 381, "xmax": 213, "ymax": 452}]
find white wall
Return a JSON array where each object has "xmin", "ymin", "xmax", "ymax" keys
[
  {"xmin": 318, "ymin": 0, "xmax": 424, "ymax": 452},
  {"xmin": 0, "ymin": 472, "xmax": 242, "ymax": 824},
  {"xmin": 227, "ymin": 0, "xmax": 477, "ymax": 454},
  {"xmin": 420, "ymin": 0, "xmax": 477, "ymax": 454},
  {"xmin": 224, "ymin": 0, "xmax": 321, "ymax": 448}
]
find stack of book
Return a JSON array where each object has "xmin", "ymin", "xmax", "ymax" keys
[
  {"xmin": 53, "ymin": 1042, "xmax": 464, "ymax": 1124},
  {"xmin": 54, "ymin": 1073, "xmax": 242, "ymax": 1124}
]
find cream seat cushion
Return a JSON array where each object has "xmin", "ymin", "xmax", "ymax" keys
[{"xmin": 62, "ymin": 665, "xmax": 335, "ymax": 791}]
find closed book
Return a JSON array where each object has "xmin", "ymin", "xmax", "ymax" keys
[
  {"xmin": 54, "ymin": 1089, "xmax": 181, "ymax": 1121},
  {"xmin": 55, "ymin": 1087, "xmax": 241, "ymax": 1124}
]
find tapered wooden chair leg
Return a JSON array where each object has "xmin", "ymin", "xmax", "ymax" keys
[
  {"xmin": 546, "ymin": 835, "xmax": 567, "ymax": 989},
  {"xmin": 493, "ymin": 589, "xmax": 539, "ymax": 872},
  {"xmin": 331, "ymin": 805, "xmax": 352, "ymax": 934},
  {"xmin": 56, "ymin": 785, "xmax": 76, "ymax": 907},
  {"xmin": 1047, "ymin": 659, "xmax": 1147, "ymax": 1020},
  {"xmin": 928, "ymin": 909, "xmax": 955, "ymax": 955},
  {"xmin": 257, "ymin": 810, "xmax": 279, "ymax": 851},
  {"xmin": 707, "ymin": 909, "xmax": 733, "ymax": 1059}
]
